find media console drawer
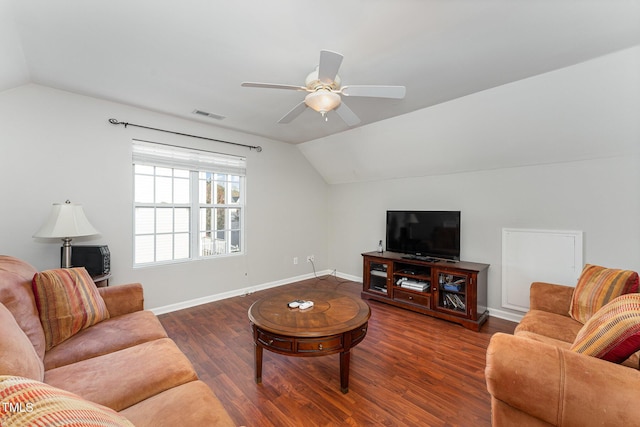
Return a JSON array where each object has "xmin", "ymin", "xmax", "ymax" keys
[{"xmin": 393, "ymin": 289, "xmax": 430, "ymax": 307}]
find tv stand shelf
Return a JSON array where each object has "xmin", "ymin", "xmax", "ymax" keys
[{"xmin": 361, "ymin": 251, "xmax": 489, "ymax": 331}]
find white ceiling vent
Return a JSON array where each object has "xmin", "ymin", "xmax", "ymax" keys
[{"xmin": 192, "ymin": 109, "xmax": 225, "ymax": 120}]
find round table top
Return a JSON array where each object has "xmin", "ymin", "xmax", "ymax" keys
[{"xmin": 248, "ymin": 289, "xmax": 371, "ymax": 337}]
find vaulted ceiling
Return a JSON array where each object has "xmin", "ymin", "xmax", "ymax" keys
[{"xmin": 2, "ymin": 0, "xmax": 639, "ymax": 144}]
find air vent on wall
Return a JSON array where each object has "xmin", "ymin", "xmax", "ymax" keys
[{"xmin": 192, "ymin": 109, "xmax": 226, "ymax": 120}]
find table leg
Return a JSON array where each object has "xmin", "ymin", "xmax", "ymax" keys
[
  {"xmin": 340, "ymin": 350, "xmax": 351, "ymax": 393},
  {"xmin": 254, "ymin": 343, "xmax": 263, "ymax": 384}
]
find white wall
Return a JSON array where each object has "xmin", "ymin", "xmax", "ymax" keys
[
  {"xmin": 0, "ymin": 84, "xmax": 328, "ymax": 310},
  {"xmin": 0, "ymin": 1, "xmax": 29, "ymax": 92},
  {"xmin": 300, "ymin": 47, "xmax": 640, "ymax": 320},
  {"xmin": 326, "ymin": 157, "xmax": 640, "ymax": 320}
]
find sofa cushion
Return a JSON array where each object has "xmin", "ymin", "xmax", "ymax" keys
[
  {"xmin": 0, "ymin": 270, "xmax": 46, "ymax": 360},
  {"xmin": 32, "ymin": 267, "xmax": 110, "ymax": 350},
  {"xmin": 119, "ymin": 380, "xmax": 235, "ymax": 426},
  {"xmin": 570, "ymin": 293, "xmax": 640, "ymax": 363},
  {"xmin": 0, "ymin": 375, "xmax": 133, "ymax": 426},
  {"xmin": 44, "ymin": 310, "xmax": 168, "ymax": 370},
  {"xmin": 0, "ymin": 303, "xmax": 44, "ymax": 381},
  {"xmin": 515, "ymin": 309, "xmax": 584, "ymax": 344},
  {"xmin": 569, "ymin": 264, "xmax": 639, "ymax": 324},
  {"xmin": 44, "ymin": 338, "xmax": 198, "ymax": 412}
]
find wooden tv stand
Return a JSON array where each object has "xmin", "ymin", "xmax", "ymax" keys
[{"xmin": 361, "ymin": 251, "xmax": 489, "ymax": 331}]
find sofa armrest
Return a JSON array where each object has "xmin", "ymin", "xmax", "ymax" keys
[
  {"xmin": 98, "ymin": 283, "xmax": 144, "ymax": 317},
  {"xmin": 486, "ymin": 333, "xmax": 640, "ymax": 426},
  {"xmin": 529, "ymin": 282, "xmax": 574, "ymax": 316}
]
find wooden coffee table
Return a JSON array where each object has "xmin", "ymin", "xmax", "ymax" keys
[{"xmin": 248, "ymin": 288, "xmax": 371, "ymax": 393}]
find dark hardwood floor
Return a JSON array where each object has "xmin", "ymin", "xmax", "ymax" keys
[{"xmin": 158, "ymin": 276, "xmax": 516, "ymax": 426}]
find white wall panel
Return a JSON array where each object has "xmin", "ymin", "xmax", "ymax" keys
[{"xmin": 501, "ymin": 228, "xmax": 583, "ymax": 312}]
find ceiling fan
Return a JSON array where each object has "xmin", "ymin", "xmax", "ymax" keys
[{"xmin": 241, "ymin": 50, "xmax": 406, "ymax": 126}]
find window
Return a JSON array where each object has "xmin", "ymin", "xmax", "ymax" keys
[
  {"xmin": 198, "ymin": 172, "xmax": 242, "ymax": 256},
  {"xmin": 132, "ymin": 140, "xmax": 246, "ymax": 266}
]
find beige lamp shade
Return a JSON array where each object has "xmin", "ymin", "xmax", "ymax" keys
[
  {"xmin": 33, "ymin": 201, "xmax": 99, "ymax": 239},
  {"xmin": 33, "ymin": 200, "xmax": 100, "ymax": 268}
]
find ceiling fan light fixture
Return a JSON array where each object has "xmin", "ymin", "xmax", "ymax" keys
[
  {"xmin": 304, "ymin": 90, "xmax": 341, "ymax": 115},
  {"xmin": 243, "ymin": 50, "xmax": 404, "ymax": 126}
]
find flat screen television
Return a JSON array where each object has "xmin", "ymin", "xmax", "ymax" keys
[{"xmin": 386, "ymin": 210, "xmax": 461, "ymax": 261}]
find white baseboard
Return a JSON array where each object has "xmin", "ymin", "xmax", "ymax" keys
[
  {"xmin": 151, "ymin": 270, "xmax": 525, "ymax": 326},
  {"xmin": 150, "ymin": 269, "xmax": 335, "ymax": 315},
  {"xmin": 335, "ymin": 271, "xmax": 362, "ymax": 282},
  {"xmin": 487, "ymin": 307, "xmax": 524, "ymax": 323}
]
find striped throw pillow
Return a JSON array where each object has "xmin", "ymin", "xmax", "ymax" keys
[
  {"xmin": 32, "ymin": 268, "xmax": 110, "ymax": 350},
  {"xmin": 570, "ymin": 293, "xmax": 640, "ymax": 363},
  {"xmin": 0, "ymin": 375, "xmax": 133, "ymax": 426},
  {"xmin": 569, "ymin": 264, "xmax": 639, "ymax": 324}
]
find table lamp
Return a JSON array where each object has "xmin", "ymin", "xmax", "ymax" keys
[{"xmin": 33, "ymin": 200, "xmax": 100, "ymax": 268}]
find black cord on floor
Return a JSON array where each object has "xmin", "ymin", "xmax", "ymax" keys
[{"xmin": 309, "ymin": 259, "xmax": 353, "ymax": 288}]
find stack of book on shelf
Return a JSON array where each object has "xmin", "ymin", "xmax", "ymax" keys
[
  {"xmin": 396, "ymin": 278, "xmax": 429, "ymax": 292},
  {"xmin": 444, "ymin": 293, "xmax": 466, "ymax": 310}
]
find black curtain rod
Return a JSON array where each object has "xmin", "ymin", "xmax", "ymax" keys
[{"xmin": 108, "ymin": 118, "xmax": 262, "ymax": 152}]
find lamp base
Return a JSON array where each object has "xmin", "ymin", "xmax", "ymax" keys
[{"xmin": 61, "ymin": 238, "xmax": 73, "ymax": 268}]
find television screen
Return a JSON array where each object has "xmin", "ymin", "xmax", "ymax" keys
[{"xmin": 386, "ymin": 211, "xmax": 461, "ymax": 260}]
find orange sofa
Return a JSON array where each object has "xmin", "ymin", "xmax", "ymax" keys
[
  {"xmin": 485, "ymin": 281, "xmax": 640, "ymax": 426},
  {"xmin": 0, "ymin": 255, "xmax": 234, "ymax": 426}
]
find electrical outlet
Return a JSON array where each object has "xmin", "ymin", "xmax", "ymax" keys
[
  {"xmin": 293, "ymin": 257, "xmax": 298, "ymax": 265},
  {"xmin": 306, "ymin": 255, "xmax": 314, "ymax": 263}
]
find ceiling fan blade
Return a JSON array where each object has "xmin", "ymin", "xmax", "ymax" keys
[
  {"xmin": 341, "ymin": 85, "xmax": 406, "ymax": 99},
  {"xmin": 334, "ymin": 103, "xmax": 361, "ymax": 127},
  {"xmin": 278, "ymin": 101, "xmax": 308, "ymax": 124},
  {"xmin": 318, "ymin": 50, "xmax": 343, "ymax": 84},
  {"xmin": 241, "ymin": 82, "xmax": 308, "ymax": 91}
]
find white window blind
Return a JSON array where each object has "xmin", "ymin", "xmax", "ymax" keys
[{"xmin": 132, "ymin": 140, "xmax": 246, "ymax": 176}]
